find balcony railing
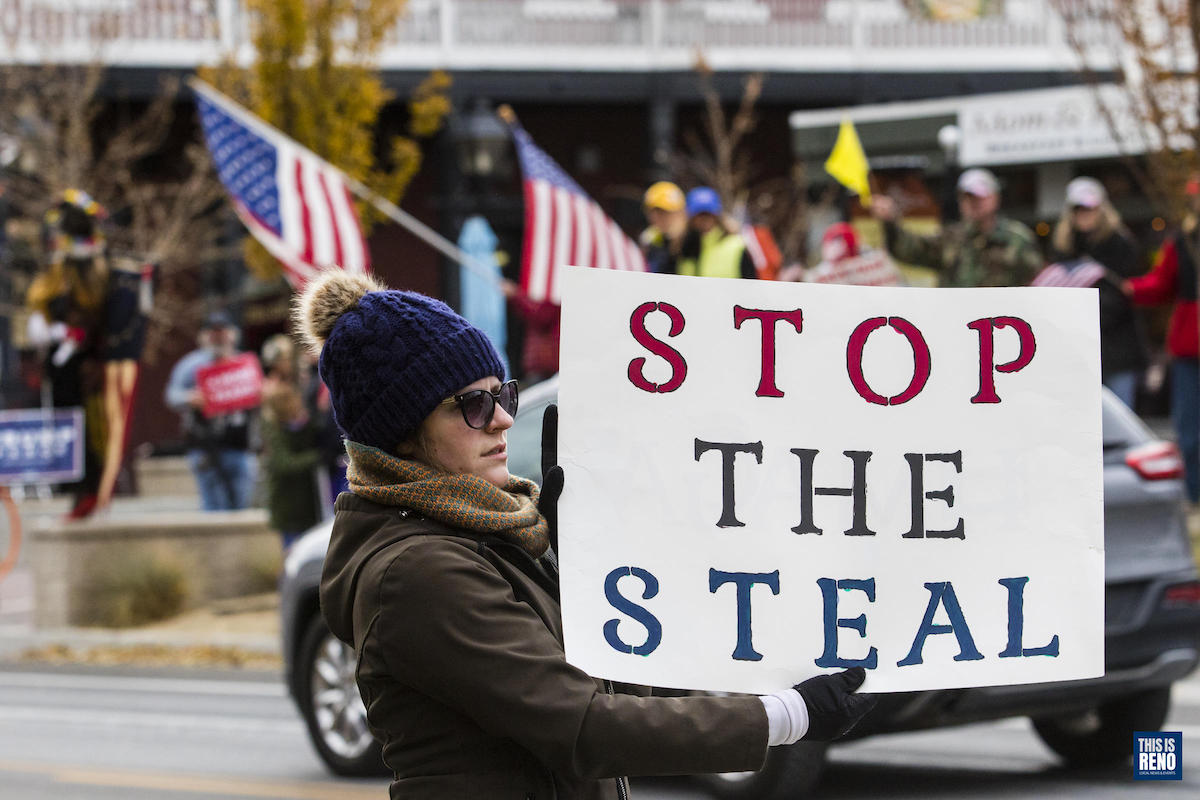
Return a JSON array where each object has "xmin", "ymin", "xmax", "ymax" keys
[{"xmin": 0, "ymin": 0, "xmax": 1118, "ymax": 72}]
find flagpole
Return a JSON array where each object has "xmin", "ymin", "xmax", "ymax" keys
[
  {"xmin": 187, "ymin": 78, "xmax": 500, "ymax": 288},
  {"xmin": 341, "ymin": 176, "xmax": 501, "ymax": 287}
]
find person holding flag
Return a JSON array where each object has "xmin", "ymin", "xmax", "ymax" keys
[
  {"xmin": 823, "ymin": 118, "xmax": 1041, "ymax": 288},
  {"xmin": 1046, "ymin": 176, "xmax": 1146, "ymax": 408},
  {"xmin": 869, "ymin": 167, "xmax": 1043, "ymax": 288}
]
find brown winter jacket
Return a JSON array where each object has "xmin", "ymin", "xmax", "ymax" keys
[{"xmin": 320, "ymin": 493, "xmax": 768, "ymax": 799}]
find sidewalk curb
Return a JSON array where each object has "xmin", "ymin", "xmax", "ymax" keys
[{"xmin": 0, "ymin": 624, "xmax": 280, "ymax": 659}]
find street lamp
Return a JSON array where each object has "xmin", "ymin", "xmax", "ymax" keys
[
  {"xmin": 937, "ymin": 123, "xmax": 961, "ymax": 168},
  {"xmin": 452, "ymin": 99, "xmax": 512, "ymax": 180},
  {"xmin": 442, "ymin": 99, "xmax": 514, "ymax": 310},
  {"xmin": 937, "ymin": 123, "xmax": 962, "ymax": 223}
]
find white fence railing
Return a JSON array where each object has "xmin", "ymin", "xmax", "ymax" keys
[{"xmin": 0, "ymin": 0, "xmax": 1119, "ymax": 72}]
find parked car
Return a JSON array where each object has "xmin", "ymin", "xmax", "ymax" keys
[{"xmin": 280, "ymin": 379, "xmax": 1200, "ymax": 797}]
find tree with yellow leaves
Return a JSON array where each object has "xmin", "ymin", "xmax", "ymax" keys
[{"xmin": 202, "ymin": 0, "xmax": 451, "ymax": 279}]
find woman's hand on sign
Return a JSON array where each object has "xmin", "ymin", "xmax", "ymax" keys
[
  {"xmin": 794, "ymin": 667, "xmax": 878, "ymax": 741},
  {"xmin": 538, "ymin": 404, "xmax": 564, "ymax": 552}
]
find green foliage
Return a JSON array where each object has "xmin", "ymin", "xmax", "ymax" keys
[
  {"xmin": 85, "ymin": 552, "xmax": 188, "ymax": 628},
  {"xmin": 200, "ymin": 0, "xmax": 451, "ymax": 280}
]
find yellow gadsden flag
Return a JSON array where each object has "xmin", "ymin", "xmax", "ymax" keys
[{"xmin": 824, "ymin": 118, "xmax": 871, "ymax": 204}]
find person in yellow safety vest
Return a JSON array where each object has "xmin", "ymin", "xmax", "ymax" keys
[
  {"xmin": 676, "ymin": 187, "xmax": 758, "ymax": 280},
  {"xmin": 639, "ymin": 181, "xmax": 688, "ymax": 274}
]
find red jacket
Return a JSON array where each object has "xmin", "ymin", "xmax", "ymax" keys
[
  {"xmin": 1129, "ymin": 238, "xmax": 1199, "ymax": 359},
  {"xmin": 508, "ymin": 294, "xmax": 561, "ymax": 378}
]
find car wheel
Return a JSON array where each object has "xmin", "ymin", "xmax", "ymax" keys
[
  {"xmin": 1032, "ymin": 685, "xmax": 1172, "ymax": 768},
  {"xmin": 297, "ymin": 614, "xmax": 387, "ymax": 776},
  {"xmin": 695, "ymin": 740, "xmax": 828, "ymax": 800}
]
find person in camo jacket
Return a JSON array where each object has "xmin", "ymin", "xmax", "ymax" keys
[{"xmin": 870, "ymin": 168, "xmax": 1043, "ymax": 288}]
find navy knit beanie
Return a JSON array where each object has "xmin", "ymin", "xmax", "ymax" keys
[{"xmin": 296, "ymin": 271, "xmax": 505, "ymax": 451}]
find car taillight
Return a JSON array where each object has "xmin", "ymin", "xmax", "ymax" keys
[
  {"xmin": 1162, "ymin": 581, "xmax": 1200, "ymax": 609},
  {"xmin": 1125, "ymin": 441, "xmax": 1185, "ymax": 481}
]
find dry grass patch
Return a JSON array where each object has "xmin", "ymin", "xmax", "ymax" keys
[
  {"xmin": 17, "ymin": 643, "xmax": 280, "ymax": 670},
  {"xmin": 83, "ymin": 551, "xmax": 188, "ymax": 628}
]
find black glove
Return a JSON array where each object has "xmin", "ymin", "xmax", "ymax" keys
[
  {"xmin": 794, "ymin": 667, "xmax": 878, "ymax": 741},
  {"xmin": 537, "ymin": 404, "xmax": 564, "ymax": 552}
]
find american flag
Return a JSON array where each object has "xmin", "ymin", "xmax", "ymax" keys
[
  {"xmin": 510, "ymin": 121, "xmax": 645, "ymax": 304},
  {"xmin": 1031, "ymin": 258, "xmax": 1107, "ymax": 288},
  {"xmin": 191, "ymin": 80, "xmax": 370, "ymax": 287}
]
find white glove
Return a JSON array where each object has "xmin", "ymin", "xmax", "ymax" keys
[
  {"xmin": 759, "ymin": 689, "xmax": 810, "ymax": 746},
  {"xmin": 26, "ymin": 313, "xmax": 60, "ymax": 347}
]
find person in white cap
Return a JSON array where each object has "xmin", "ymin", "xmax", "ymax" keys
[
  {"xmin": 870, "ymin": 167, "xmax": 1043, "ymax": 287},
  {"xmin": 1051, "ymin": 176, "xmax": 1146, "ymax": 408}
]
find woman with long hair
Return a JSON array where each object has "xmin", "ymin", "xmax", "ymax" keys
[{"xmin": 1050, "ymin": 177, "xmax": 1145, "ymax": 407}]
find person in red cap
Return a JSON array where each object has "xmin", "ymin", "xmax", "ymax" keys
[
  {"xmin": 870, "ymin": 168, "xmax": 1043, "ymax": 287},
  {"xmin": 781, "ymin": 222, "xmax": 861, "ymax": 283},
  {"xmin": 822, "ymin": 222, "xmax": 859, "ymax": 260},
  {"xmin": 1050, "ymin": 176, "xmax": 1146, "ymax": 408},
  {"xmin": 1124, "ymin": 177, "xmax": 1200, "ymax": 502}
]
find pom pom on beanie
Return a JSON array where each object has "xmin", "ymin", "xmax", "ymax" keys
[
  {"xmin": 294, "ymin": 271, "xmax": 384, "ymax": 353},
  {"xmin": 295, "ymin": 271, "xmax": 505, "ymax": 451}
]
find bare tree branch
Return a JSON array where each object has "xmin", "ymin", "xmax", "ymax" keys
[
  {"xmin": 672, "ymin": 63, "xmax": 812, "ymax": 264},
  {"xmin": 1054, "ymin": 0, "xmax": 1197, "ymax": 223},
  {"xmin": 0, "ymin": 63, "xmax": 229, "ymax": 364}
]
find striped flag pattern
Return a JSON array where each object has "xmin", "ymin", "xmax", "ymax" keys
[
  {"xmin": 191, "ymin": 81, "xmax": 370, "ymax": 287},
  {"xmin": 1031, "ymin": 258, "xmax": 1107, "ymax": 288},
  {"xmin": 510, "ymin": 121, "xmax": 646, "ymax": 304}
]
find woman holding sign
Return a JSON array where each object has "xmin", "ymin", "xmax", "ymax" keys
[{"xmin": 300, "ymin": 271, "xmax": 874, "ymax": 800}]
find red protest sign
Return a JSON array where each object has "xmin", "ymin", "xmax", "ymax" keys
[
  {"xmin": 807, "ymin": 250, "xmax": 902, "ymax": 287},
  {"xmin": 196, "ymin": 353, "xmax": 263, "ymax": 418}
]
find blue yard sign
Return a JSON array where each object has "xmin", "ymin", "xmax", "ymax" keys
[{"xmin": 0, "ymin": 408, "xmax": 84, "ymax": 485}]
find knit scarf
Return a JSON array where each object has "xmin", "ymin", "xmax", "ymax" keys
[{"xmin": 345, "ymin": 441, "xmax": 550, "ymax": 558}]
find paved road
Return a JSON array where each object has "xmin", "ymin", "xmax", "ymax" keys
[
  {"xmin": 0, "ymin": 665, "xmax": 383, "ymax": 799},
  {"xmin": 0, "ymin": 664, "xmax": 1195, "ymax": 799}
]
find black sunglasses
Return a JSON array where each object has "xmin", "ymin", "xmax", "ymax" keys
[{"xmin": 438, "ymin": 380, "xmax": 519, "ymax": 429}]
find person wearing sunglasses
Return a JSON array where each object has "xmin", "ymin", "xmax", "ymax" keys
[
  {"xmin": 1049, "ymin": 176, "xmax": 1145, "ymax": 409},
  {"xmin": 299, "ymin": 270, "xmax": 875, "ymax": 800}
]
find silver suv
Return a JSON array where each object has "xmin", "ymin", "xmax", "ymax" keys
[{"xmin": 280, "ymin": 379, "xmax": 1200, "ymax": 798}]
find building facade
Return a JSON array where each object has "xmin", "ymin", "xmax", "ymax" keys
[{"xmin": 0, "ymin": 0, "xmax": 1134, "ymax": 449}]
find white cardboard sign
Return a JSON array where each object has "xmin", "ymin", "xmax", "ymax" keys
[{"xmin": 557, "ymin": 267, "xmax": 1104, "ymax": 694}]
